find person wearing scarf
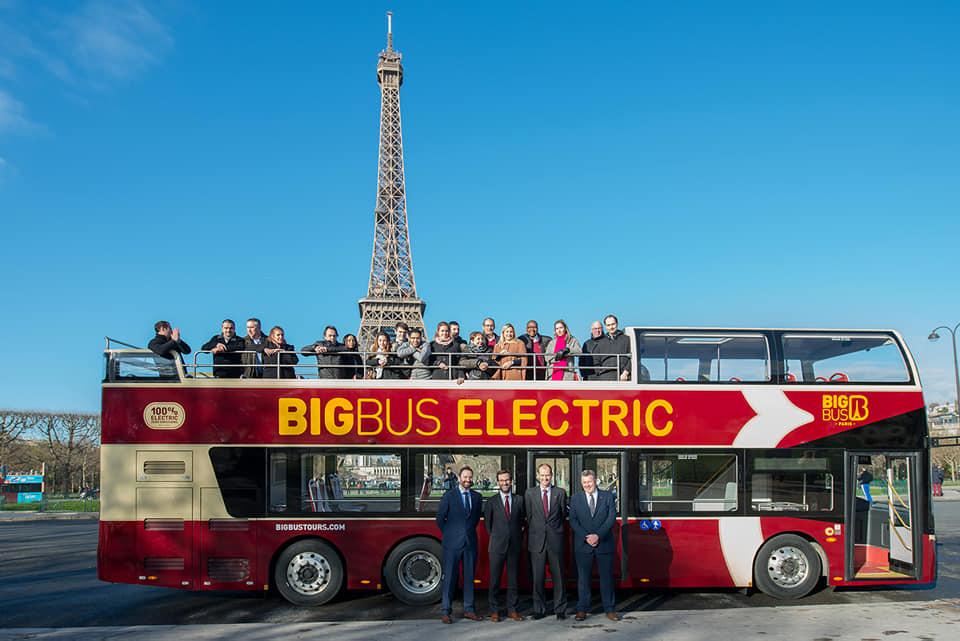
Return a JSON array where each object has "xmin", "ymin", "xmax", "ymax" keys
[
  {"xmin": 458, "ymin": 331, "xmax": 497, "ymax": 381},
  {"xmin": 365, "ymin": 332, "xmax": 406, "ymax": 379},
  {"xmin": 544, "ymin": 319, "xmax": 583, "ymax": 381},
  {"xmin": 430, "ymin": 321, "xmax": 461, "ymax": 380},
  {"xmin": 492, "ymin": 323, "xmax": 528, "ymax": 381}
]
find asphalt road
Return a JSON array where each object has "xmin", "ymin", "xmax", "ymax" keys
[{"xmin": 0, "ymin": 504, "xmax": 957, "ymax": 628}]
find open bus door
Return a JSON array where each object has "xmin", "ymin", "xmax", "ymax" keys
[{"xmin": 848, "ymin": 453, "xmax": 919, "ymax": 580}]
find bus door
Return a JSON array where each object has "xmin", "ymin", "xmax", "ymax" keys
[
  {"xmin": 528, "ymin": 452, "xmax": 573, "ymax": 585},
  {"xmin": 580, "ymin": 453, "xmax": 624, "ymax": 581},
  {"xmin": 848, "ymin": 453, "xmax": 919, "ymax": 580}
]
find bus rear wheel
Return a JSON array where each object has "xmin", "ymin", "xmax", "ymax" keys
[
  {"xmin": 753, "ymin": 534, "xmax": 821, "ymax": 599},
  {"xmin": 274, "ymin": 539, "xmax": 344, "ymax": 606},
  {"xmin": 384, "ymin": 537, "xmax": 443, "ymax": 605}
]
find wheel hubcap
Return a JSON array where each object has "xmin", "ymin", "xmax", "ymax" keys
[
  {"xmin": 767, "ymin": 545, "xmax": 809, "ymax": 588},
  {"xmin": 398, "ymin": 550, "xmax": 441, "ymax": 594},
  {"xmin": 287, "ymin": 552, "xmax": 332, "ymax": 596}
]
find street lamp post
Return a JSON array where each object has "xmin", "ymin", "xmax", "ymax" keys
[{"xmin": 928, "ymin": 323, "xmax": 960, "ymax": 427}]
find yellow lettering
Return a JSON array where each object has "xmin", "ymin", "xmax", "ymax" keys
[
  {"xmin": 278, "ymin": 398, "xmax": 307, "ymax": 435},
  {"xmin": 512, "ymin": 399, "xmax": 538, "ymax": 436},
  {"xmin": 357, "ymin": 398, "xmax": 383, "ymax": 436},
  {"xmin": 632, "ymin": 400, "xmax": 643, "ymax": 436},
  {"xmin": 646, "ymin": 399, "xmax": 674, "ymax": 437},
  {"xmin": 385, "ymin": 398, "xmax": 413, "ymax": 436},
  {"xmin": 485, "ymin": 399, "xmax": 510, "ymax": 436},
  {"xmin": 540, "ymin": 399, "xmax": 569, "ymax": 437},
  {"xmin": 601, "ymin": 400, "xmax": 629, "ymax": 437},
  {"xmin": 309, "ymin": 398, "xmax": 322, "ymax": 435},
  {"xmin": 415, "ymin": 398, "xmax": 441, "ymax": 436},
  {"xmin": 324, "ymin": 397, "xmax": 354, "ymax": 436},
  {"xmin": 572, "ymin": 399, "xmax": 600, "ymax": 437},
  {"xmin": 458, "ymin": 399, "xmax": 483, "ymax": 436}
]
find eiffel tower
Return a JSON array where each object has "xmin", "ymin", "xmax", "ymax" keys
[{"xmin": 358, "ymin": 12, "xmax": 426, "ymax": 349}]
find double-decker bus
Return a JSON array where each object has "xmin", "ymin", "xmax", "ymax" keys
[
  {"xmin": 1, "ymin": 466, "xmax": 45, "ymax": 505},
  {"xmin": 98, "ymin": 327, "xmax": 936, "ymax": 605}
]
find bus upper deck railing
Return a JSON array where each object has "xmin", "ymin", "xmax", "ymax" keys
[{"xmin": 103, "ymin": 348, "xmax": 632, "ymax": 382}]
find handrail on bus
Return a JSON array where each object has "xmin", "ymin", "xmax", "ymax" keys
[
  {"xmin": 105, "ymin": 336, "xmax": 142, "ymax": 350},
  {"xmin": 185, "ymin": 349, "xmax": 631, "ymax": 381}
]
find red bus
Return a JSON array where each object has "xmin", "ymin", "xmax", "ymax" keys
[{"xmin": 98, "ymin": 327, "xmax": 936, "ymax": 605}]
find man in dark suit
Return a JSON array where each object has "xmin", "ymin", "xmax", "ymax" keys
[
  {"xmin": 436, "ymin": 466, "xmax": 483, "ymax": 624},
  {"xmin": 201, "ymin": 319, "xmax": 245, "ymax": 378},
  {"xmin": 483, "ymin": 469, "xmax": 525, "ymax": 622},
  {"xmin": 569, "ymin": 469, "xmax": 620, "ymax": 622},
  {"xmin": 524, "ymin": 463, "xmax": 568, "ymax": 619}
]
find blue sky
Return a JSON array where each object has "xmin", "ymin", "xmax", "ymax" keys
[{"xmin": 1, "ymin": 1, "xmax": 959, "ymax": 412}]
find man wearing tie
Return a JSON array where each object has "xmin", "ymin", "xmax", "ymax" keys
[
  {"xmin": 524, "ymin": 463, "xmax": 568, "ymax": 619},
  {"xmin": 483, "ymin": 469, "xmax": 525, "ymax": 622},
  {"xmin": 568, "ymin": 469, "xmax": 621, "ymax": 621},
  {"xmin": 436, "ymin": 466, "xmax": 483, "ymax": 624}
]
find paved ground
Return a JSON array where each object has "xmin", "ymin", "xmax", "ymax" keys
[{"xmin": 0, "ymin": 502, "xmax": 957, "ymax": 636}]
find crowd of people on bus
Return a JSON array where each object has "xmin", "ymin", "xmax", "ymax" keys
[
  {"xmin": 436, "ymin": 463, "xmax": 621, "ymax": 624},
  {"xmin": 147, "ymin": 315, "xmax": 633, "ymax": 382}
]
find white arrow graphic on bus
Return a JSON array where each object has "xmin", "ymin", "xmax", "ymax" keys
[{"xmin": 733, "ymin": 389, "xmax": 814, "ymax": 448}]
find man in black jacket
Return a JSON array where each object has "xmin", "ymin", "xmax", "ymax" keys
[
  {"xmin": 520, "ymin": 320, "xmax": 551, "ymax": 380},
  {"xmin": 300, "ymin": 326, "xmax": 348, "ymax": 379},
  {"xmin": 593, "ymin": 315, "xmax": 631, "ymax": 381},
  {"xmin": 580, "ymin": 321, "xmax": 603, "ymax": 381},
  {"xmin": 201, "ymin": 319, "xmax": 245, "ymax": 378},
  {"xmin": 148, "ymin": 320, "xmax": 191, "ymax": 361},
  {"xmin": 242, "ymin": 318, "xmax": 267, "ymax": 378},
  {"xmin": 483, "ymin": 469, "xmax": 525, "ymax": 621}
]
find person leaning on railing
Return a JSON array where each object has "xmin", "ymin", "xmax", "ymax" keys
[
  {"xmin": 263, "ymin": 326, "xmax": 298, "ymax": 379},
  {"xmin": 242, "ymin": 318, "xmax": 268, "ymax": 378},
  {"xmin": 341, "ymin": 334, "xmax": 364, "ymax": 380},
  {"xmin": 544, "ymin": 319, "xmax": 582, "ymax": 381},
  {"xmin": 201, "ymin": 319, "xmax": 245, "ymax": 378},
  {"xmin": 579, "ymin": 321, "xmax": 603, "ymax": 381},
  {"xmin": 458, "ymin": 331, "xmax": 497, "ymax": 381},
  {"xmin": 398, "ymin": 328, "xmax": 432, "ymax": 380},
  {"xmin": 301, "ymin": 325, "xmax": 348, "ymax": 379},
  {"xmin": 366, "ymin": 332, "xmax": 407, "ymax": 380},
  {"xmin": 592, "ymin": 314, "xmax": 631, "ymax": 381},
  {"xmin": 492, "ymin": 324, "xmax": 527, "ymax": 381},
  {"xmin": 430, "ymin": 321, "xmax": 460, "ymax": 380}
]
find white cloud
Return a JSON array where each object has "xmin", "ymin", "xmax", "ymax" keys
[
  {"xmin": 0, "ymin": 89, "xmax": 37, "ymax": 133},
  {"xmin": 62, "ymin": 1, "xmax": 173, "ymax": 82}
]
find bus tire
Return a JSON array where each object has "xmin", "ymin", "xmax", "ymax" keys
[
  {"xmin": 274, "ymin": 539, "xmax": 344, "ymax": 606},
  {"xmin": 383, "ymin": 537, "xmax": 443, "ymax": 605},
  {"xmin": 753, "ymin": 534, "xmax": 821, "ymax": 599}
]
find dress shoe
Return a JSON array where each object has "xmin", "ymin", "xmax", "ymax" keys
[
  {"xmin": 575, "ymin": 611, "xmax": 587, "ymax": 621},
  {"xmin": 507, "ymin": 611, "xmax": 524, "ymax": 621},
  {"xmin": 440, "ymin": 614, "xmax": 452, "ymax": 624},
  {"xmin": 605, "ymin": 612, "xmax": 621, "ymax": 622},
  {"xmin": 556, "ymin": 612, "xmax": 567, "ymax": 620},
  {"xmin": 532, "ymin": 612, "xmax": 545, "ymax": 620},
  {"xmin": 463, "ymin": 612, "xmax": 481, "ymax": 621},
  {"xmin": 489, "ymin": 613, "xmax": 501, "ymax": 622}
]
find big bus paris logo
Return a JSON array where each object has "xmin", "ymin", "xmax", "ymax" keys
[
  {"xmin": 821, "ymin": 394, "xmax": 869, "ymax": 427},
  {"xmin": 143, "ymin": 402, "xmax": 186, "ymax": 430}
]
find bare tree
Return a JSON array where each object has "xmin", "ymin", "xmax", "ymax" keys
[
  {"xmin": 0, "ymin": 409, "xmax": 31, "ymax": 473},
  {"xmin": 33, "ymin": 413, "xmax": 100, "ymax": 494}
]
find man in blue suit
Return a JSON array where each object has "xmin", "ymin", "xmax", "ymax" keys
[
  {"xmin": 568, "ymin": 469, "xmax": 621, "ymax": 622},
  {"xmin": 436, "ymin": 465, "xmax": 483, "ymax": 624}
]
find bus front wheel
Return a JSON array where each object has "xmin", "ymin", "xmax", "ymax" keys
[
  {"xmin": 753, "ymin": 534, "xmax": 821, "ymax": 599},
  {"xmin": 274, "ymin": 539, "xmax": 344, "ymax": 606},
  {"xmin": 384, "ymin": 537, "xmax": 443, "ymax": 605}
]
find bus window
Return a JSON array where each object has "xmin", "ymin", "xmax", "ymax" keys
[
  {"xmin": 269, "ymin": 449, "xmax": 401, "ymax": 515},
  {"xmin": 750, "ymin": 451, "xmax": 837, "ymax": 513},
  {"xmin": 636, "ymin": 333, "xmax": 770, "ymax": 383},
  {"xmin": 209, "ymin": 447, "xmax": 266, "ymax": 518},
  {"xmin": 105, "ymin": 351, "xmax": 180, "ymax": 382},
  {"xmin": 582, "ymin": 454, "xmax": 620, "ymax": 513},
  {"xmin": 532, "ymin": 455, "xmax": 570, "ymax": 493},
  {"xmin": 415, "ymin": 452, "xmax": 515, "ymax": 513},
  {"xmin": 782, "ymin": 334, "xmax": 910, "ymax": 384},
  {"xmin": 638, "ymin": 453, "xmax": 737, "ymax": 513}
]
